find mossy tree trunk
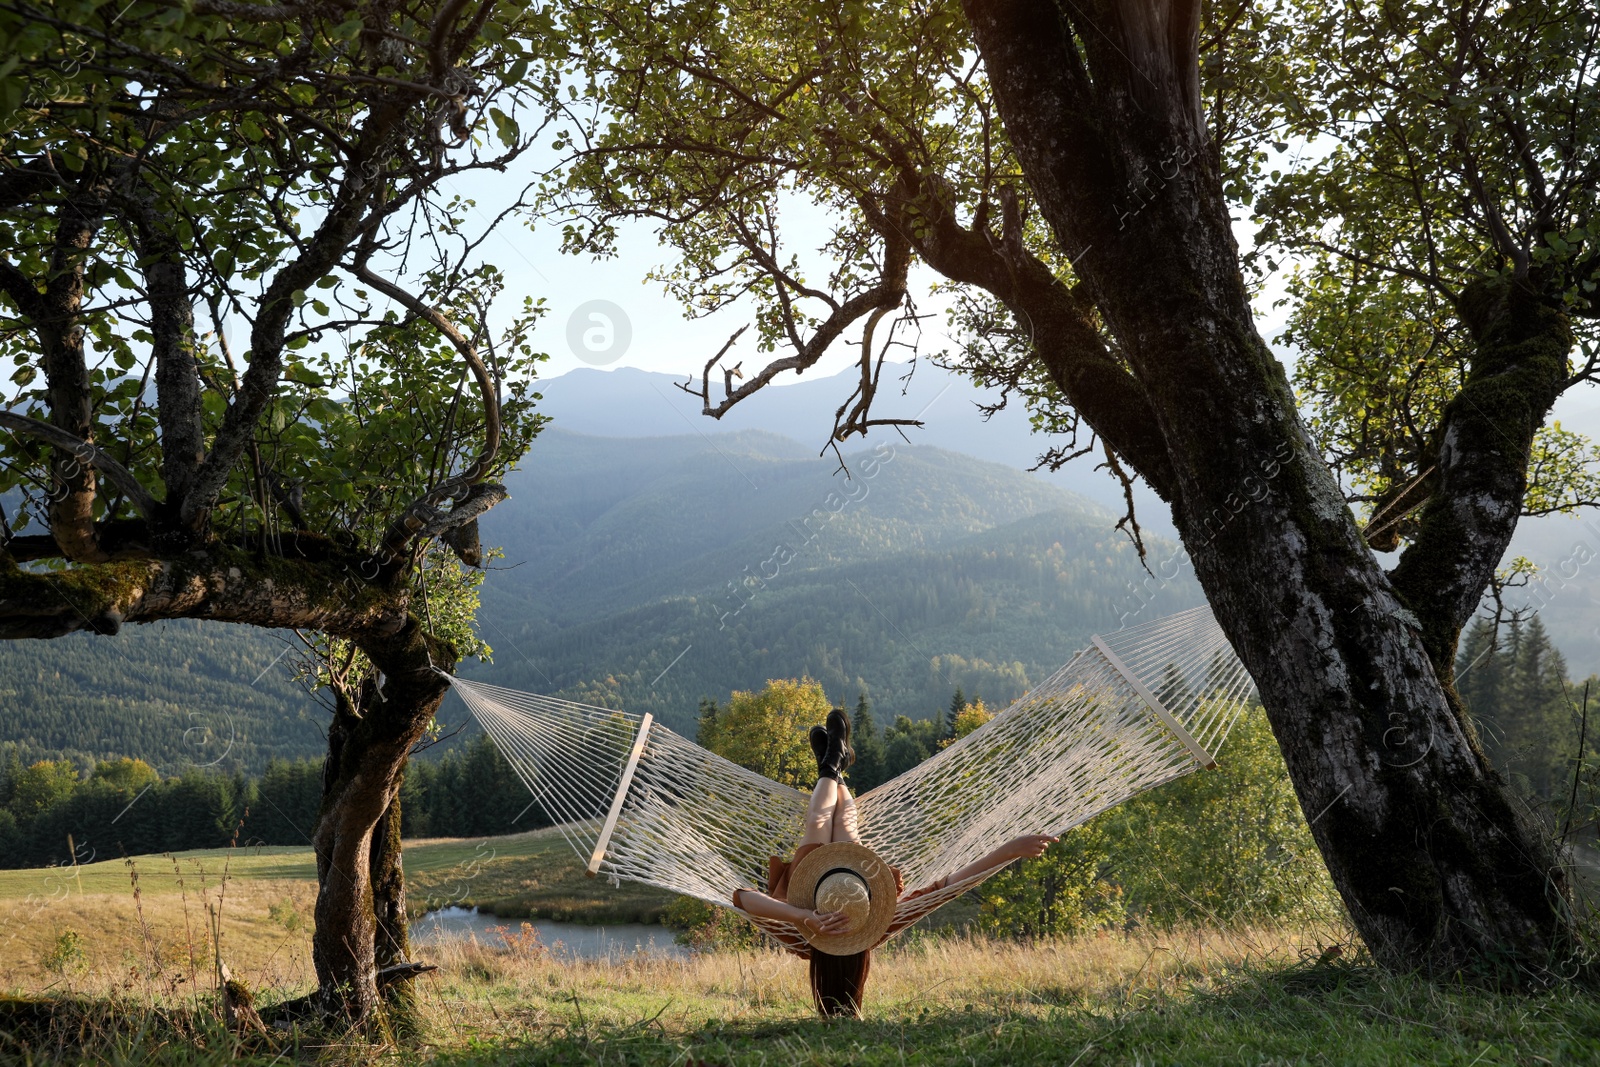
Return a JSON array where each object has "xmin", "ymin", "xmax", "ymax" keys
[
  {"xmin": 961, "ymin": 0, "xmax": 1578, "ymax": 984},
  {"xmin": 1389, "ymin": 279, "xmax": 1576, "ymax": 679},
  {"xmin": 370, "ymin": 787, "xmax": 414, "ymax": 1020},
  {"xmin": 314, "ymin": 618, "xmax": 455, "ymax": 1022}
]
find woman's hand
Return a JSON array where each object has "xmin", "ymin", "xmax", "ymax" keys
[
  {"xmin": 1004, "ymin": 834, "xmax": 1058, "ymax": 861},
  {"xmin": 928, "ymin": 833, "xmax": 1062, "ymax": 892},
  {"xmin": 800, "ymin": 909, "xmax": 851, "ymax": 935}
]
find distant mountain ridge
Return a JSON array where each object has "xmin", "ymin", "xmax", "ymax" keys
[
  {"xmin": 1, "ymin": 427, "xmax": 1197, "ymax": 769},
  {"xmin": 535, "ymin": 363, "xmax": 1600, "ymax": 677},
  {"xmin": 481, "ymin": 428, "xmax": 1110, "ymax": 620},
  {"xmin": 530, "ymin": 361, "xmax": 1169, "ymax": 522},
  {"xmin": 465, "ymin": 429, "xmax": 1197, "ymax": 735}
]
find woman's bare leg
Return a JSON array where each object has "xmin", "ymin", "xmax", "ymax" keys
[
  {"xmin": 801, "ymin": 777, "xmax": 840, "ymax": 847},
  {"xmin": 830, "ymin": 781, "xmax": 861, "ymax": 843}
]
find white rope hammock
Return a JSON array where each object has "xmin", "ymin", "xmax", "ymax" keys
[{"xmin": 443, "ymin": 605, "xmax": 1255, "ymax": 947}]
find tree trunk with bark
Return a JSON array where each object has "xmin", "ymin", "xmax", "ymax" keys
[
  {"xmin": 313, "ymin": 618, "xmax": 454, "ymax": 1022},
  {"xmin": 0, "ymin": 554, "xmax": 468, "ymax": 1015},
  {"xmin": 370, "ymin": 789, "xmax": 414, "ymax": 1021},
  {"xmin": 960, "ymin": 0, "xmax": 1579, "ymax": 984}
]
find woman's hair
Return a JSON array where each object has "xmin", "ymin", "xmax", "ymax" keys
[{"xmin": 809, "ymin": 949, "xmax": 871, "ymax": 1017}]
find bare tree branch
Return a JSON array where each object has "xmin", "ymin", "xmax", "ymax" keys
[
  {"xmin": 680, "ymin": 324, "xmax": 750, "ymax": 405},
  {"xmin": 689, "ymin": 229, "xmax": 912, "ymax": 438}
]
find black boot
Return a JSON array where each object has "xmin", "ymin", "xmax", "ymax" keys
[
  {"xmin": 809, "ymin": 725, "xmax": 828, "ymax": 777},
  {"xmin": 820, "ymin": 708, "xmax": 854, "ymax": 781}
]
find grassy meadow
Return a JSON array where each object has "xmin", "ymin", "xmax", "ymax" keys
[
  {"xmin": 0, "ymin": 826, "xmax": 678, "ymax": 992},
  {"xmin": 2, "ymin": 829, "xmax": 1599, "ymax": 1065}
]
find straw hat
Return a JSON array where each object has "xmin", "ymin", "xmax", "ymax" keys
[{"xmin": 786, "ymin": 841, "xmax": 898, "ymax": 956}]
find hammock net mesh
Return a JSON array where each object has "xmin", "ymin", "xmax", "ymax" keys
[{"xmin": 444, "ymin": 605, "xmax": 1255, "ymax": 945}]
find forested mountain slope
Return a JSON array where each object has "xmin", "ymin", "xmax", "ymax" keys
[
  {"xmin": 0, "ymin": 621, "xmax": 313, "ymax": 772},
  {"xmin": 1, "ymin": 430, "xmax": 1201, "ymax": 768},
  {"xmin": 464, "ymin": 430, "xmax": 1200, "ymax": 735}
]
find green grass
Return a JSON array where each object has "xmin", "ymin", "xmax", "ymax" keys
[
  {"xmin": 429, "ymin": 969, "xmax": 1600, "ymax": 1067},
  {"xmin": 402, "ymin": 829, "xmax": 676, "ymax": 923},
  {"xmin": 6, "ymin": 941, "xmax": 1600, "ymax": 1066},
  {"xmin": 0, "ymin": 844, "xmax": 317, "ymax": 899},
  {"xmin": 0, "ymin": 826, "xmax": 673, "ymax": 927},
  {"xmin": 432, "ymin": 979, "xmax": 1600, "ymax": 1062},
  {"xmin": 3, "ymin": 833, "xmax": 1597, "ymax": 1066}
]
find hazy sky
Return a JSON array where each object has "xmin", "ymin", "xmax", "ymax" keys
[{"xmin": 444, "ymin": 165, "xmax": 1600, "ymax": 447}]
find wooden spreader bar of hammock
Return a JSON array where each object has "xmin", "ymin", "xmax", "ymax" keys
[
  {"xmin": 1090, "ymin": 635, "xmax": 1216, "ymax": 768},
  {"xmin": 586, "ymin": 712, "xmax": 654, "ymax": 877}
]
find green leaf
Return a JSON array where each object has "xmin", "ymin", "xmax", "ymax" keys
[{"xmin": 489, "ymin": 107, "xmax": 519, "ymax": 148}]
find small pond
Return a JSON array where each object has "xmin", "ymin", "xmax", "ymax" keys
[{"xmin": 412, "ymin": 906, "xmax": 690, "ymax": 961}]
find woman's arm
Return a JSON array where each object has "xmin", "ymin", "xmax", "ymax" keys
[
  {"xmin": 878, "ymin": 835, "xmax": 1061, "ymax": 944},
  {"xmin": 935, "ymin": 834, "xmax": 1058, "ymax": 890},
  {"xmin": 731, "ymin": 888, "xmax": 852, "ymax": 936}
]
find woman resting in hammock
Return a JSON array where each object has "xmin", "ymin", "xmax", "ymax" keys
[{"xmin": 731, "ymin": 709, "xmax": 1056, "ymax": 1018}]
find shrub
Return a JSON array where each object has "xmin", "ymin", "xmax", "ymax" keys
[
  {"xmin": 1102, "ymin": 704, "xmax": 1342, "ymax": 928},
  {"xmin": 977, "ymin": 820, "xmax": 1124, "ymax": 938},
  {"xmin": 488, "ymin": 922, "xmax": 547, "ymax": 957},
  {"xmin": 974, "ymin": 705, "xmax": 1341, "ymax": 939},
  {"xmin": 40, "ymin": 929, "xmax": 88, "ymax": 977},
  {"xmin": 663, "ymin": 895, "xmax": 765, "ymax": 950},
  {"xmin": 267, "ymin": 897, "xmax": 306, "ymax": 934}
]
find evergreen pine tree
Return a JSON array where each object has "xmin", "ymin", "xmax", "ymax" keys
[
  {"xmin": 1459, "ymin": 614, "xmax": 1582, "ymax": 803},
  {"xmin": 942, "ymin": 687, "xmax": 966, "ymax": 741},
  {"xmin": 696, "ymin": 698, "xmax": 721, "ymax": 748},
  {"xmin": 1155, "ymin": 663, "xmax": 1194, "ymax": 711},
  {"xmin": 461, "ymin": 735, "xmax": 506, "ymax": 836},
  {"xmin": 850, "ymin": 692, "xmax": 886, "ymax": 792},
  {"xmin": 399, "ymin": 762, "xmax": 431, "ymax": 838},
  {"xmin": 883, "ymin": 731, "xmax": 925, "ymax": 781},
  {"xmin": 1459, "ymin": 614, "xmax": 1516, "ymax": 760},
  {"xmin": 1456, "ymin": 617, "xmax": 1504, "ymax": 718},
  {"xmin": 254, "ymin": 758, "xmax": 323, "ymax": 845},
  {"xmin": 429, "ymin": 751, "xmax": 466, "ymax": 835},
  {"xmin": 1507, "ymin": 616, "xmax": 1571, "ymax": 798},
  {"xmin": 0, "ymin": 748, "xmax": 22, "ymax": 808},
  {"xmin": 0, "ymin": 809, "xmax": 19, "ymax": 863}
]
